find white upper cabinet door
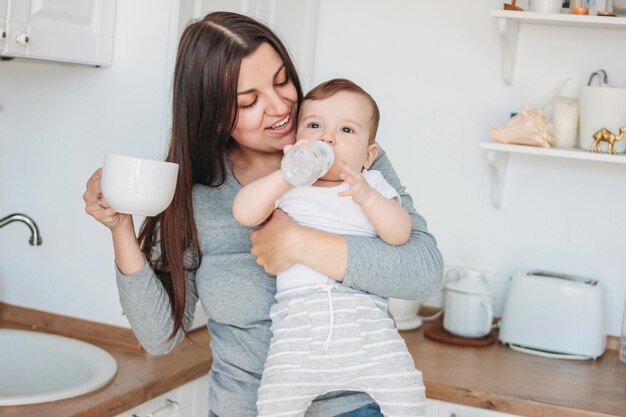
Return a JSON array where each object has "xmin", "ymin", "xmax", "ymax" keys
[
  {"xmin": 0, "ymin": 0, "xmax": 7, "ymax": 53},
  {"xmin": 2, "ymin": 0, "xmax": 116, "ymax": 66}
]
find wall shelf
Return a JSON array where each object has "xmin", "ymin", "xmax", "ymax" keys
[
  {"xmin": 480, "ymin": 141, "xmax": 626, "ymax": 208},
  {"xmin": 491, "ymin": 10, "xmax": 626, "ymax": 85}
]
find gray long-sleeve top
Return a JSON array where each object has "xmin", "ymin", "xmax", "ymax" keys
[{"xmin": 116, "ymin": 148, "xmax": 443, "ymax": 417}]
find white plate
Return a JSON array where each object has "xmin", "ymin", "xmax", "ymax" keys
[{"xmin": 395, "ymin": 316, "xmax": 423, "ymax": 331}]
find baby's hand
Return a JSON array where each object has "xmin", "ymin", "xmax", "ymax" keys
[
  {"xmin": 337, "ymin": 161, "xmax": 374, "ymax": 205},
  {"xmin": 283, "ymin": 139, "xmax": 309, "ymax": 154}
]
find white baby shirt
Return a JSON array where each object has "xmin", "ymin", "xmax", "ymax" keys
[{"xmin": 276, "ymin": 169, "xmax": 400, "ymax": 292}]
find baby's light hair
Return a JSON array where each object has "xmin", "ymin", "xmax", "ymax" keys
[{"xmin": 303, "ymin": 79, "xmax": 380, "ymax": 144}]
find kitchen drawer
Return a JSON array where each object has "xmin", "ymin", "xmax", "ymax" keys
[{"xmin": 115, "ymin": 376, "xmax": 209, "ymax": 417}]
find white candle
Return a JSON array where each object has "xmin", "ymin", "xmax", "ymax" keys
[{"xmin": 552, "ymin": 96, "xmax": 579, "ymax": 149}]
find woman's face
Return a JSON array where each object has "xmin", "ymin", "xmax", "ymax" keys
[{"xmin": 231, "ymin": 43, "xmax": 298, "ymax": 154}]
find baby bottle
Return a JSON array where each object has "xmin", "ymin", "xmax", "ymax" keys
[{"xmin": 281, "ymin": 141, "xmax": 335, "ymax": 187}]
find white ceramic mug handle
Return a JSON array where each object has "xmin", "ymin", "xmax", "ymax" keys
[{"xmin": 480, "ymin": 300, "xmax": 493, "ymax": 334}]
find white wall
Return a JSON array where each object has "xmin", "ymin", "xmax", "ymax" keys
[
  {"xmin": 1, "ymin": 1, "xmax": 624, "ymax": 335},
  {"xmin": 310, "ymin": 0, "xmax": 626, "ymax": 334},
  {"xmin": 0, "ymin": 0, "xmax": 178, "ymax": 325}
]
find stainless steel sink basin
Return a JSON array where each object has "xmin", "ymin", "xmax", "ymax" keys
[{"xmin": 0, "ymin": 328, "xmax": 118, "ymax": 406}]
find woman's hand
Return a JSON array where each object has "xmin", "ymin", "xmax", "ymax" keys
[
  {"xmin": 83, "ymin": 168, "xmax": 133, "ymax": 232},
  {"xmin": 250, "ymin": 209, "xmax": 348, "ymax": 280},
  {"xmin": 84, "ymin": 168, "xmax": 146, "ymax": 275},
  {"xmin": 249, "ymin": 209, "xmax": 300, "ymax": 276}
]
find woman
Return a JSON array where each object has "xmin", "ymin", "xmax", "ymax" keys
[{"xmin": 83, "ymin": 11, "xmax": 442, "ymax": 417}]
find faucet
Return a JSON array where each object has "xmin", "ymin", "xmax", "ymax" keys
[{"xmin": 0, "ymin": 213, "xmax": 42, "ymax": 246}]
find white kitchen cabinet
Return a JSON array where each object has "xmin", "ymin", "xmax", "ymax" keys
[
  {"xmin": 491, "ymin": 10, "xmax": 626, "ymax": 85},
  {"xmin": 114, "ymin": 375, "xmax": 209, "ymax": 417},
  {"xmin": 1, "ymin": 0, "xmax": 116, "ymax": 66},
  {"xmin": 425, "ymin": 398, "xmax": 440, "ymax": 417}
]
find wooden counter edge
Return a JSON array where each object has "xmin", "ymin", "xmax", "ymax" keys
[
  {"xmin": 425, "ymin": 382, "xmax": 622, "ymax": 417},
  {"xmin": 0, "ymin": 302, "xmax": 141, "ymax": 350}
]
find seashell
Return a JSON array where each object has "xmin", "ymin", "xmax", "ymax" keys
[{"xmin": 489, "ymin": 102, "xmax": 555, "ymax": 147}]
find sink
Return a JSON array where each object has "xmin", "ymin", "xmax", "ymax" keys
[{"xmin": 0, "ymin": 328, "xmax": 118, "ymax": 406}]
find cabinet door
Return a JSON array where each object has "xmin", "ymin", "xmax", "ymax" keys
[
  {"xmin": 0, "ymin": 0, "xmax": 7, "ymax": 53},
  {"xmin": 3, "ymin": 0, "xmax": 116, "ymax": 66},
  {"xmin": 425, "ymin": 398, "xmax": 440, "ymax": 417},
  {"xmin": 189, "ymin": 374, "xmax": 210, "ymax": 416},
  {"xmin": 438, "ymin": 400, "xmax": 522, "ymax": 417}
]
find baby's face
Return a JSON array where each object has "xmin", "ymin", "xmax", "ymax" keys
[{"xmin": 297, "ymin": 91, "xmax": 375, "ymax": 181}]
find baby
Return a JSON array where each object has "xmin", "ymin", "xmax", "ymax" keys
[{"xmin": 233, "ymin": 79, "xmax": 426, "ymax": 417}]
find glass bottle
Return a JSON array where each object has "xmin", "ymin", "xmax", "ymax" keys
[{"xmin": 570, "ymin": 0, "xmax": 590, "ymax": 14}]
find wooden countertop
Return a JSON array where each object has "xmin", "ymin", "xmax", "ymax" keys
[
  {"xmin": 403, "ymin": 323, "xmax": 625, "ymax": 417},
  {"xmin": 1, "ymin": 304, "xmax": 624, "ymax": 417}
]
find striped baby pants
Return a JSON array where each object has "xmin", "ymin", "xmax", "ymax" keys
[{"xmin": 257, "ymin": 284, "xmax": 426, "ymax": 417}]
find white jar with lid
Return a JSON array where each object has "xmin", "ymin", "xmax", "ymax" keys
[{"xmin": 443, "ymin": 270, "xmax": 494, "ymax": 338}]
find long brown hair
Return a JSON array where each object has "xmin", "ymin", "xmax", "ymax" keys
[{"xmin": 138, "ymin": 12, "xmax": 303, "ymax": 339}]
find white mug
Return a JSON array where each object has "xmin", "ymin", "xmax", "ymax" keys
[
  {"xmin": 101, "ymin": 154, "xmax": 179, "ymax": 217},
  {"xmin": 443, "ymin": 290, "xmax": 493, "ymax": 338}
]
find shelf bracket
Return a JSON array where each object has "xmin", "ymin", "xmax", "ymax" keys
[
  {"xmin": 497, "ymin": 17, "xmax": 519, "ymax": 86},
  {"xmin": 485, "ymin": 149, "xmax": 508, "ymax": 209}
]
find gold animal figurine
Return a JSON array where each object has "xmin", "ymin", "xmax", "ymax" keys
[{"xmin": 590, "ymin": 126, "xmax": 626, "ymax": 155}]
